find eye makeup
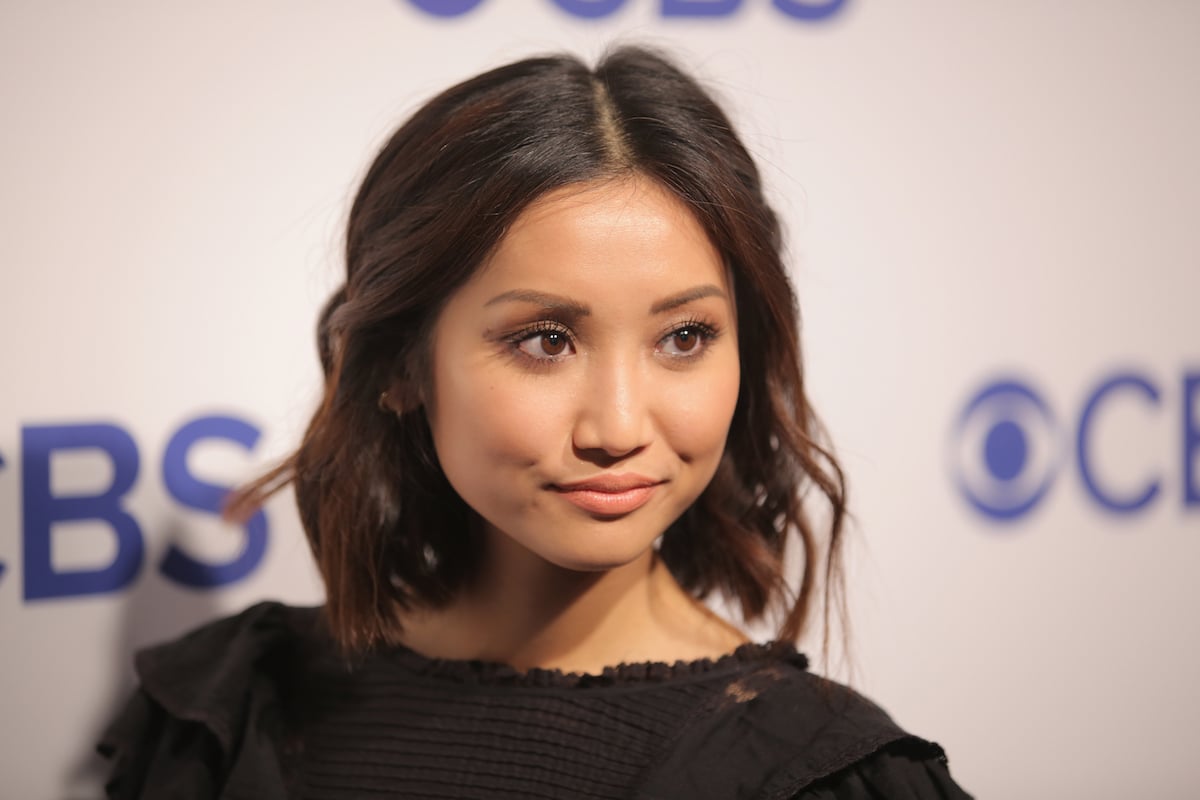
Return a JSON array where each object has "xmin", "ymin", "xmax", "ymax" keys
[{"xmin": 492, "ymin": 311, "xmax": 725, "ymax": 371}]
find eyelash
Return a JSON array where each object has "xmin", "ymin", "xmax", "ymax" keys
[
  {"xmin": 658, "ymin": 319, "xmax": 721, "ymax": 359},
  {"xmin": 503, "ymin": 318, "xmax": 722, "ymax": 365},
  {"xmin": 507, "ymin": 321, "xmax": 574, "ymax": 364}
]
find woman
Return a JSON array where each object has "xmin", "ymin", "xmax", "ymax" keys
[{"xmin": 100, "ymin": 46, "xmax": 971, "ymax": 799}]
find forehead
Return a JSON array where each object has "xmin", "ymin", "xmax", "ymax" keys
[{"xmin": 472, "ymin": 176, "xmax": 729, "ymax": 295}]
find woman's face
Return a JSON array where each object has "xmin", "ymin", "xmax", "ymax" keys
[{"xmin": 425, "ymin": 177, "xmax": 740, "ymax": 572}]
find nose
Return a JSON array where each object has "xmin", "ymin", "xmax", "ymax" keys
[{"xmin": 571, "ymin": 353, "xmax": 652, "ymax": 460}]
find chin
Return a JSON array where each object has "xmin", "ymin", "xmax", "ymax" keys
[
  {"xmin": 546, "ymin": 550, "xmax": 649, "ymax": 574},
  {"xmin": 482, "ymin": 502, "xmax": 684, "ymax": 576},
  {"xmin": 530, "ymin": 525, "xmax": 661, "ymax": 575}
]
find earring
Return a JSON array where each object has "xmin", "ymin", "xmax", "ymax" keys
[{"xmin": 378, "ymin": 391, "xmax": 392, "ymax": 413}]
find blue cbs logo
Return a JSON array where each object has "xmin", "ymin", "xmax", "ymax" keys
[
  {"xmin": 951, "ymin": 380, "xmax": 1060, "ymax": 520},
  {"xmin": 404, "ymin": 0, "xmax": 846, "ymax": 21},
  {"xmin": 0, "ymin": 414, "xmax": 268, "ymax": 601},
  {"xmin": 950, "ymin": 371, "xmax": 1200, "ymax": 523}
]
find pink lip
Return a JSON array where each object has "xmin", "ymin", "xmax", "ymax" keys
[{"xmin": 552, "ymin": 474, "xmax": 663, "ymax": 516}]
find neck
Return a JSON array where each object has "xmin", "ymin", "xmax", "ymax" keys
[{"xmin": 396, "ymin": 525, "xmax": 747, "ymax": 674}]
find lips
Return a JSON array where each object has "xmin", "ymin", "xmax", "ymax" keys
[{"xmin": 551, "ymin": 474, "xmax": 664, "ymax": 516}]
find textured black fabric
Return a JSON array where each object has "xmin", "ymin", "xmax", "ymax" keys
[{"xmin": 99, "ymin": 602, "xmax": 972, "ymax": 800}]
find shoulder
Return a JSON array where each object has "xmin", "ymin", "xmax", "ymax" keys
[
  {"xmin": 98, "ymin": 601, "xmax": 323, "ymax": 800},
  {"xmin": 637, "ymin": 656, "xmax": 972, "ymax": 800},
  {"xmin": 131, "ymin": 600, "xmax": 321, "ymax": 720}
]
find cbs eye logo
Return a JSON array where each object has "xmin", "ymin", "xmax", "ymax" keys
[
  {"xmin": 950, "ymin": 370, "xmax": 1200, "ymax": 523},
  {"xmin": 950, "ymin": 379, "xmax": 1063, "ymax": 521},
  {"xmin": 403, "ymin": 0, "xmax": 846, "ymax": 20}
]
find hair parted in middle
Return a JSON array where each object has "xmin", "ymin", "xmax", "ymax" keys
[{"xmin": 236, "ymin": 45, "xmax": 847, "ymax": 655}]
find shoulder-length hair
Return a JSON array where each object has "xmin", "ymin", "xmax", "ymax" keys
[{"xmin": 235, "ymin": 46, "xmax": 846, "ymax": 655}]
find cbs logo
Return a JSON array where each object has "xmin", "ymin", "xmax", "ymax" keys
[
  {"xmin": 1, "ymin": 414, "xmax": 268, "ymax": 601},
  {"xmin": 404, "ymin": 0, "xmax": 846, "ymax": 21},
  {"xmin": 950, "ymin": 371, "xmax": 1200, "ymax": 522}
]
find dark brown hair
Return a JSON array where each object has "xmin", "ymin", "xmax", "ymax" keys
[{"xmin": 234, "ymin": 46, "xmax": 846, "ymax": 655}]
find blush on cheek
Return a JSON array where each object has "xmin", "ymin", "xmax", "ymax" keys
[
  {"xmin": 463, "ymin": 377, "xmax": 571, "ymax": 468},
  {"xmin": 667, "ymin": 377, "xmax": 739, "ymax": 456}
]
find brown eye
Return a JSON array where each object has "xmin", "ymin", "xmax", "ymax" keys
[
  {"xmin": 516, "ymin": 328, "xmax": 574, "ymax": 359},
  {"xmin": 659, "ymin": 323, "xmax": 716, "ymax": 358},
  {"xmin": 672, "ymin": 328, "xmax": 699, "ymax": 352},
  {"xmin": 540, "ymin": 331, "xmax": 568, "ymax": 356}
]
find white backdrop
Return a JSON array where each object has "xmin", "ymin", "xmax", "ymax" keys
[{"xmin": 2, "ymin": 2, "xmax": 1198, "ymax": 798}]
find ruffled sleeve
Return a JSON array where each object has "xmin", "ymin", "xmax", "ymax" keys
[
  {"xmin": 97, "ymin": 601, "xmax": 317, "ymax": 800},
  {"xmin": 795, "ymin": 738, "xmax": 973, "ymax": 800},
  {"xmin": 635, "ymin": 661, "xmax": 972, "ymax": 800}
]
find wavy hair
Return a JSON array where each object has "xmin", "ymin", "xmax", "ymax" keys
[{"xmin": 233, "ymin": 46, "xmax": 846, "ymax": 655}]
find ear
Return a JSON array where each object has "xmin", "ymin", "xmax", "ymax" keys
[
  {"xmin": 381, "ymin": 344, "xmax": 433, "ymax": 416},
  {"xmin": 380, "ymin": 378, "xmax": 424, "ymax": 415}
]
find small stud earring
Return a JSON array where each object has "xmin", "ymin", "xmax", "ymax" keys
[{"xmin": 378, "ymin": 391, "xmax": 391, "ymax": 413}]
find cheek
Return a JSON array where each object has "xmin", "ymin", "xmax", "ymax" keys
[
  {"xmin": 430, "ymin": 359, "xmax": 574, "ymax": 478},
  {"xmin": 660, "ymin": 353, "xmax": 741, "ymax": 460}
]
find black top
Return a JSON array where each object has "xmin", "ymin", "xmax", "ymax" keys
[{"xmin": 98, "ymin": 602, "xmax": 972, "ymax": 799}]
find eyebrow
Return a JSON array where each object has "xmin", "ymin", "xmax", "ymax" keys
[
  {"xmin": 483, "ymin": 284, "xmax": 727, "ymax": 315},
  {"xmin": 649, "ymin": 284, "xmax": 727, "ymax": 314},
  {"xmin": 483, "ymin": 290, "xmax": 590, "ymax": 316}
]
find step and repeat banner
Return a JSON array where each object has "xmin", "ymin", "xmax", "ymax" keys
[{"xmin": 2, "ymin": 2, "xmax": 1197, "ymax": 798}]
